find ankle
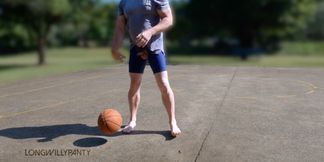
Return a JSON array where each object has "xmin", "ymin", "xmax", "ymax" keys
[
  {"xmin": 169, "ymin": 119, "xmax": 177, "ymax": 125},
  {"xmin": 129, "ymin": 118, "xmax": 136, "ymax": 123},
  {"xmin": 128, "ymin": 121, "xmax": 136, "ymax": 126}
]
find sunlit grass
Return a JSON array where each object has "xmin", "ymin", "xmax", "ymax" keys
[
  {"xmin": 1, "ymin": 43, "xmax": 324, "ymax": 84},
  {"xmin": 168, "ymin": 55, "xmax": 324, "ymax": 67},
  {"xmin": 278, "ymin": 41, "xmax": 324, "ymax": 56}
]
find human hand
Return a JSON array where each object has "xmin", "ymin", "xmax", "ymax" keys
[
  {"xmin": 136, "ymin": 29, "xmax": 153, "ymax": 48},
  {"xmin": 111, "ymin": 50, "xmax": 126, "ymax": 62}
]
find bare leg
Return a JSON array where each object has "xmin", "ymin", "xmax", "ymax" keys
[
  {"xmin": 154, "ymin": 71, "xmax": 181, "ymax": 137},
  {"xmin": 123, "ymin": 73, "xmax": 142, "ymax": 133}
]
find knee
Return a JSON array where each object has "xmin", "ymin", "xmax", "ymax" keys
[
  {"xmin": 130, "ymin": 78, "xmax": 141, "ymax": 89},
  {"xmin": 159, "ymin": 83, "xmax": 172, "ymax": 95},
  {"xmin": 128, "ymin": 88, "xmax": 140, "ymax": 99},
  {"xmin": 129, "ymin": 82, "xmax": 140, "ymax": 95}
]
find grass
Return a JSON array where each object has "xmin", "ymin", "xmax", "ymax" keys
[
  {"xmin": 168, "ymin": 41, "xmax": 324, "ymax": 66},
  {"xmin": 1, "ymin": 42, "xmax": 324, "ymax": 84},
  {"xmin": 168, "ymin": 55, "xmax": 324, "ymax": 67},
  {"xmin": 277, "ymin": 41, "xmax": 324, "ymax": 56}
]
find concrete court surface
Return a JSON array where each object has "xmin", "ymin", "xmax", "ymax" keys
[{"xmin": 0, "ymin": 65, "xmax": 323, "ymax": 162}]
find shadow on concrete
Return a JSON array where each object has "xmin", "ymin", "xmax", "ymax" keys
[
  {"xmin": 110, "ymin": 125, "xmax": 175, "ymax": 141},
  {"xmin": 111, "ymin": 130, "xmax": 175, "ymax": 141},
  {"xmin": 0, "ymin": 124, "xmax": 175, "ymax": 144},
  {"xmin": 0, "ymin": 124, "xmax": 101, "ymax": 142},
  {"xmin": 73, "ymin": 137, "xmax": 107, "ymax": 147}
]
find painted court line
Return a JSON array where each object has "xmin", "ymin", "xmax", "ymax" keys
[
  {"xmin": 235, "ymin": 78, "xmax": 318, "ymax": 100},
  {"xmin": 1, "ymin": 101, "xmax": 67, "ymax": 119},
  {"xmin": 0, "ymin": 72, "xmax": 123, "ymax": 99},
  {"xmin": 0, "ymin": 75, "xmax": 161, "ymax": 121},
  {"xmin": 295, "ymin": 80, "xmax": 319, "ymax": 95},
  {"xmin": 235, "ymin": 96, "xmax": 257, "ymax": 100},
  {"xmin": 0, "ymin": 91, "xmax": 110, "ymax": 121},
  {"xmin": 275, "ymin": 95, "xmax": 297, "ymax": 99}
]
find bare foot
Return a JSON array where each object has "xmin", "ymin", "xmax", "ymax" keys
[
  {"xmin": 170, "ymin": 122, "xmax": 181, "ymax": 137},
  {"xmin": 122, "ymin": 121, "xmax": 136, "ymax": 134}
]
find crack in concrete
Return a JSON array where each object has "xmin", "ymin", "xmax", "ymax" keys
[{"xmin": 194, "ymin": 67, "xmax": 238, "ymax": 162}]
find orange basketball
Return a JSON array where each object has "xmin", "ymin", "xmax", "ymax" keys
[{"xmin": 98, "ymin": 108, "xmax": 123, "ymax": 136}]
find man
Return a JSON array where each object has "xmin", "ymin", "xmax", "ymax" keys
[{"xmin": 111, "ymin": 0, "xmax": 181, "ymax": 137}]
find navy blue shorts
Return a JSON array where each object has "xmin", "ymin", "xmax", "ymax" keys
[{"xmin": 129, "ymin": 47, "xmax": 167, "ymax": 74}]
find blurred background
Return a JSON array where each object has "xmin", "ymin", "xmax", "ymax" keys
[{"xmin": 0, "ymin": 0, "xmax": 324, "ymax": 83}]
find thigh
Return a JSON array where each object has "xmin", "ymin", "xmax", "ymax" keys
[
  {"xmin": 148, "ymin": 51, "xmax": 167, "ymax": 74},
  {"xmin": 129, "ymin": 47, "xmax": 147, "ymax": 74}
]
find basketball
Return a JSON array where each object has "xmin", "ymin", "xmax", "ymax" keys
[{"xmin": 98, "ymin": 108, "xmax": 123, "ymax": 136}]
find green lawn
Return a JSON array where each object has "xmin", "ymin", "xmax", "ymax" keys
[
  {"xmin": 168, "ymin": 41, "xmax": 324, "ymax": 66},
  {"xmin": 277, "ymin": 41, "xmax": 324, "ymax": 56},
  {"xmin": 0, "ymin": 44, "xmax": 324, "ymax": 84},
  {"xmin": 168, "ymin": 55, "xmax": 324, "ymax": 67}
]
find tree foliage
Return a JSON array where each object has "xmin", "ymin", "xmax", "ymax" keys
[
  {"xmin": 1, "ymin": 0, "xmax": 323, "ymax": 61},
  {"xmin": 186, "ymin": 0, "xmax": 318, "ymax": 50},
  {"xmin": 58, "ymin": 0, "xmax": 101, "ymax": 46},
  {"xmin": 0, "ymin": 0, "xmax": 71, "ymax": 64},
  {"xmin": 50, "ymin": 0, "xmax": 117, "ymax": 47},
  {"xmin": 305, "ymin": 1, "xmax": 324, "ymax": 40}
]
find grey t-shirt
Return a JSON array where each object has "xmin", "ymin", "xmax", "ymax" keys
[{"xmin": 118, "ymin": 0, "xmax": 170, "ymax": 54}]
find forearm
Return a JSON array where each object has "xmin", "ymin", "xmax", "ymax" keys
[
  {"xmin": 111, "ymin": 16, "xmax": 126, "ymax": 53},
  {"xmin": 111, "ymin": 28, "xmax": 125, "ymax": 53},
  {"xmin": 134, "ymin": 8, "xmax": 173, "ymax": 48},
  {"xmin": 149, "ymin": 16, "xmax": 173, "ymax": 36}
]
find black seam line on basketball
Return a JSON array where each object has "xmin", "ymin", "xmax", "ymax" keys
[
  {"xmin": 100, "ymin": 114, "xmax": 113, "ymax": 133},
  {"xmin": 103, "ymin": 121, "xmax": 113, "ymax": 134},
  {"xmin": 194, "ymin": 67, "xmax": 238, "ymax": 162},
  {"xmin": 102, "ymin": 114, "xmax": 122, "ymax": 118},
  {"xmin": 102, "ymin": 114, "xmax": 122, "ymax": 119},
  {"xmin": 101, "ymin": 114, "xmax": 114, "ymax": 133},
  {"xmin": 101, "ymin": 115, "xmax": 123, "ymax": 134},
  {"xmin": 104, "ymin": 118, "xmax": 122, "ymax": 127}
]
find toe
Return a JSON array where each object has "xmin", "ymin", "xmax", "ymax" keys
[
  {"xmin": 122, "ymin": 129, "xmax": 131, "ymax": 134},
  {"xmin": 171, "ymin": 130, "xmax": 181, "ymax": 137},
  {"xmin": 122, "ymin": 125, "xmax": 135, "ymax": 134}
]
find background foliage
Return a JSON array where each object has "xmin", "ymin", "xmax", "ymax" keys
[{"xmin": 1, "ymin": 0, "xmax": 324, "ymax": 62}]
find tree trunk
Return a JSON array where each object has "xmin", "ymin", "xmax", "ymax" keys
[
  {"xmin": 37, "ymin": 36, "xmax": 46, "ymax": 65},
  {"xmin": 238, "ymin": 30, "xmax": 255, "ymax": 61}
]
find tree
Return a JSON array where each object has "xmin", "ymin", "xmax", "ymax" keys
[
  {"xmin": 50, "ymin": 0, "xmax": 116, "ymax": 47},
  {"xmin": 167, "ymin": 1, "xmax": 192, "ymax": 47},
  {"xmin": 64, "ymin": 0, "xmax": 99, "ymax": 47},
  {"xmin": 305, "ymin": 1, "xmax": 324, "ymax": 40},
  {"xmin": 186, "ymin": 0, "xmax": 318, "ymax": 57},
  {"xmin": 0, "ymin": 0, "xmax": 71, "ymax": 65},
  {"xmin": 0, "ymin": 21, "xmax": 34, "ymax": 54}
]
